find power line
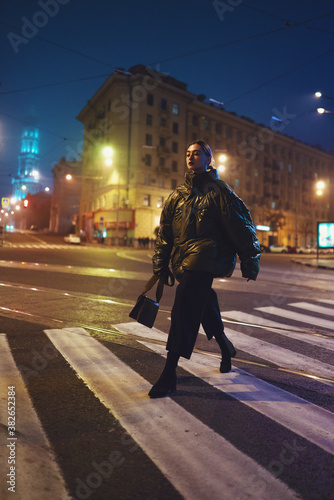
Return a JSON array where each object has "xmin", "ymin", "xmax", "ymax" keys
[
  {"xmin": 0, "ymin": 21, "xmax": 116, "ymax": 69},
  {"xmin": 0, "ymin": 111, "xmax": 69, "ymax": 140},
  {"xmin": 0, "ymin": 74, "xmax": 111, "ymax": 96},
  {"xmin": 224, "ymin": 45, "xmax": 334, "ymax": 105}
]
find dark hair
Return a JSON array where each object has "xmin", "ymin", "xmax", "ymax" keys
[{"xmin": 187, "ymin": 139, "xmax": 215, "ymax": 166}]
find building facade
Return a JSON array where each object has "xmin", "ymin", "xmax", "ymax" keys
[
  {"xmin": 76, "ymin": 65, "xmax": 334, "ymax": 247},
  {"xmin": 50, "ymin": 158, "xmax": 82, "ymax": 235}
]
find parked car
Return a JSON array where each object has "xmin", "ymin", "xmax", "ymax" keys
[
  {"xmin": 269, "ymin": 244, "xmax": 289, "ymax": 253},
  {"xmin": 297, "ymin": 246, "xmax": 316, "ymax": 254},
  {"xmin": 64, "ymin": 234, "xmax": 81, "ymax": 244}
]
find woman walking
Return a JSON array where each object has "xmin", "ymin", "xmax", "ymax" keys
[{"xmin": 150, "ymin": 140, "xmax": 260, "ymax": 398}]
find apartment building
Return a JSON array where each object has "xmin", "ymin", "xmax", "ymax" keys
[{"xmin": 76, "ymin": 64, "xmax": 334, "ymax": 247}]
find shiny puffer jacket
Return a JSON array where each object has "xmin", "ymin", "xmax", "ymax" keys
[{"xmin": 153, "ymin": 168, "xmax": 261, "ymax": 281}]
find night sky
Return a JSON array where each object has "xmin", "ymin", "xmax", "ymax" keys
[{"xmin": 1, "ymin": 0, "xmax": 334, "ymax": 198}]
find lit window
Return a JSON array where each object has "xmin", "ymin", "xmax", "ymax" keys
[
  {"xmin": 172, "ymin": 104, "xmax": 179, "ymax": 115},
  {"xmin": 157, "ymin": 196, "xmax": 164, "ymax": 208},
  {"xmin": 143, "ymin": 194, "xmax": 151, "ymax": 206}
]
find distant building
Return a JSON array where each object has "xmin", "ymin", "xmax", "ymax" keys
[
  {"xmin": 50, "ymin": 158, "xmax": 82, "ymax": 235},
  {"xmin": 76, "ymin": 64, "xmax": 334, "ymax": 247},
  {"xmin": 12, "ymin": 120, "xmax": 44, "ymax": 200}
]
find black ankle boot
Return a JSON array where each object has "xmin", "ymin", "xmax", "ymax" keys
[
  {"xmin": 148, "ymin": 367, "xmax": 177, "ymax": 398},
  {"xmin": 220, "ymin": 355, "xmax": 232, "ymax": 373},
  {"xmin": 149, "ymin": 351, "xmax": 179, "ymax": 398}
]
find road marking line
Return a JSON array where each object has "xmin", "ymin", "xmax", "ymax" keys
[
  {"xmin": 289, "ymin": 302, "xmax": 334, "ymax": 317},
  {"xmin": 255, "ymin": 306, "xmax": 334, "ymax": 331},
  {"xmin": 0, "ymin": 335, "xmax": 69, "ymax": 499},
  {"xmin": 223, "ymin": 327, "xmax": 334, "ymax": 381},
  {"xmin": 45, "ymin": 327, "xmax": 299, "ymax": 500},
  {"xmin": 117, "ymin": 321, "xmax": 334, "ymax": 382},
  {"xmin": 222, "ymin": 311, "xmax": 334, "ymax": 351},
  {"xmin": 138, "ymin": 339, "xmax": 334, "ymax": 455}
]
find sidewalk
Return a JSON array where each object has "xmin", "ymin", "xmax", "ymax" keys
[{"xmin": 292, "ymin": 255, "xmax": 334, "ymax": 270}]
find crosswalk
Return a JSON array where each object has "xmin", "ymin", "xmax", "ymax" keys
[
  {"xmin": 0, "ymin": 299, "xmax": 333, "ymax": 499},
  {"xmin": 3, "ymin": 243, "xmax": 88, "ymax": 249}
]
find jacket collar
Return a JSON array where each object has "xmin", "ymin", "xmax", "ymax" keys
[{"xmin": 183, "ymin": 167, "xmax": 219, "ymax": 190}]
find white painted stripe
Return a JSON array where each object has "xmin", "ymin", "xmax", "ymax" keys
[
  {"xmin": 138, "ymin": 340, "xmax": 334, "ymax": 455},
  {"xmin": 0, "ymin": 335, "xmax": 69, "ymax": 499},
  {"xmin": 45, "ymin": 328, "xmax": 299, "ymax": 500},
  {"xmin": 319, "ymin": 299, "xmax": 334, "ymax": 306},
  {"xmin": 223, "ymin": 327, "xmax": 334, "ymax": 381},
  {"xmin": 255, "ymin": 306, "xmax": 334, "ymax": 331},
  {"xmin": 222, "ymin": 311, "xmax": 334, "ymax": 351},
  {"xmin": 222, "ymin": 310, "xmax": 305, "ymax": 332},
  {"xmin": 118, "ymin": 321, "xmax": 334, "ymax": 383},
  {"xmin": 289, "ymin": 302, "xmax": 334, "ymax": 317}
]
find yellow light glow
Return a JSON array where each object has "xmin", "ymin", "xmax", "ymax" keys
[
  {"xmin": 219, "ymin": 154, "xmax": 227, "ymax": 162},
  {"xmin": 105, "ymin": 158, "xmax": 113, "ymax": 167},
  {"xmin": 317, "ymin": 189, "xmax": 323, "ymax": 196},
  {"xmin": 21, "ymin": 185, "xmax": 27, "ymax": 190},
  {"xmin": 317, "ymin": 107, "xmax": 325, "ymax": 114},
  {"xmin": 316, "ymin": 181, "xmax": 325, "ymax": 190},
  {"xmin": 103, "ymin": 146, "xmax": 113, "ymax": 157},
  {"xmin": 315, "ymin": 91, "xmax": 322, "ymax": 98},
  {"xmin": 65, "ymin": 174, "xmax": 72, "ymax": 180},
  {"xmin": 218, "ymin": 164, "xmax": 226, "ymax": 172}
]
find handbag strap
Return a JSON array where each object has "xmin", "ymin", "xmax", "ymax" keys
[{"xmin": 141, "ymin": 269, "xmax": 174, "ymax": 303}]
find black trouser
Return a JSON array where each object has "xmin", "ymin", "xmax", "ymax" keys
[{"xmin": 166, "ymin": 271, "xmax": 225, "ymax": 359}]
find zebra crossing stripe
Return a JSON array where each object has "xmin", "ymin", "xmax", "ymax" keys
[
  {"xmin": 115, "ymin": 323, "xmax": 334, "ymax": 454},
  {"xmin": 45, "ymin": 327, "xmax": 299, "ymax": 500},
  {"xmin": 138, "ymin": 339, "xmax": 334, "ymax": 455},
  {"xmin": 289, "ymin": 302, "xmax": 334, "ymax": 317},
  {"xmin": 221, "ymin": 311, "xmax": 334, "ymax": 351},
  {"xmin": 0, "ymin": 335, "xmax": 69, "ymax": 499},
  {"xmin": 255, "ymin": 306, "xmax": 334, "ymax": 331},
  {"xmin": 116, "ymin": 321, "xmax": 334, "ymax": 381}
]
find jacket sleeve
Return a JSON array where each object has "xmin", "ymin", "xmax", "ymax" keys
[
  {"xmin": 152, "ymin": 194, "xmax": 175, "ymax": 275},
  {"xmin": 220, "ymin": 190, "xmax": 261, "ymax": 281}
]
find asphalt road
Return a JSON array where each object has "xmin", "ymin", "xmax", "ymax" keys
[{"xmin": 0, "ymin": 230, "xmax": 333, "ymax": 500}]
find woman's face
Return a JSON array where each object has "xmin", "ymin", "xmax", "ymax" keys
[{"xmin": 186, "ymin": 144, "xmax": 211, "ymax": 174}]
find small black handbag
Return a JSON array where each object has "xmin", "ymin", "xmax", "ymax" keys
[{"xmin": 129, "ymin": 271, "xmax": 174, "ymax": 328}]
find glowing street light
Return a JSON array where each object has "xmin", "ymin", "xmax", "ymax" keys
[
  {"xmin": 103, "ymin": 146, "xmax": 113, "ymax": 167},
  {"xmin": 65, "ymin": 174, "xmax": 72, "ymax": 181},
  {"xmin": 316, "ymin": 180, "xmax": 325, "ymax": 196}
]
